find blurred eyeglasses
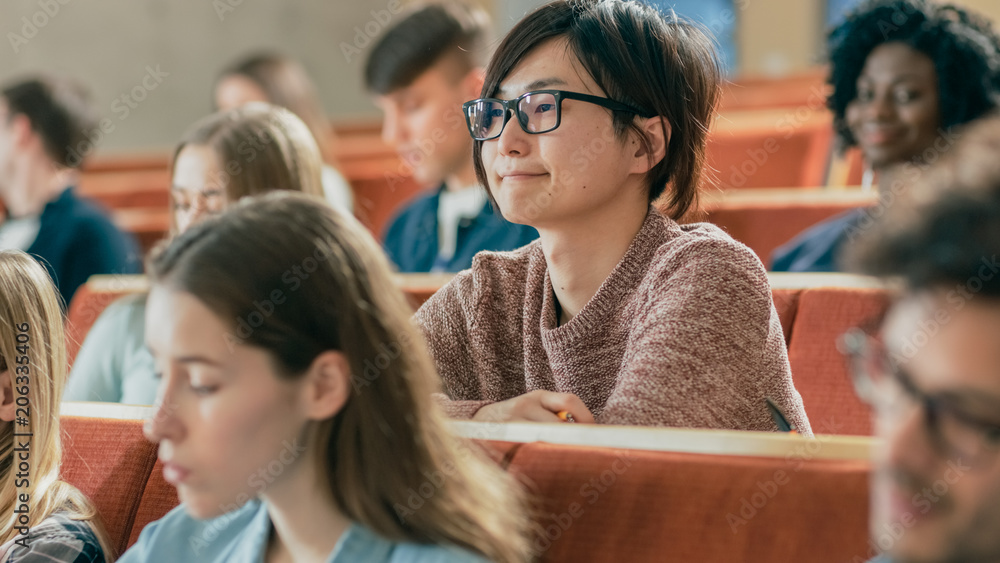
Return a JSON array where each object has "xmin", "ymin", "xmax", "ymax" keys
[{"xmin": 839, "ymin": 328, "xmax": 1000, "ymax": 465}]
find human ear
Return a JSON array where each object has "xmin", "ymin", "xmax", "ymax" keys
[
  {"xmin": 464, "ymin": 67, "xmax": 486, "ymax": 100},
  {"xmin": 0, "ymin": 371, "xmax": 15, "ymax": 422},
  {"xmin": 9, "ymin": 114, "xmax": 34, "ymax": 148},
  {"xmin": 629, "ymin": 116, "xmax": 671, "ymax": 175},
  {"xmin": 301, "ymin": 351, "xmax": 351, "ymax": 420}
]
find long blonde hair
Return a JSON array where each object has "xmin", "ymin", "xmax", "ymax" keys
[
  {"xmin": 0, "ymin": 251, "xmax": 114, "ymax": 557},
  {"xmin": 149, "ymin": 193, "xmax": 531, "ymax": 562}
]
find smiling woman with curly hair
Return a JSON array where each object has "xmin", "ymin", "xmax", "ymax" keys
[{"xmin": 772, "ymin": 0, "xmax": 1000, "ymax": 273}]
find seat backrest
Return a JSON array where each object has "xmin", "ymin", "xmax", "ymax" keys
[
  {"xmin": 60, "ymin": 416, "xmax": 159, "ymax": 557},
  {"xmin": 509, "ymin": 442, "xmax": 871, "ymax": 563},
  {"xmin": 787, "ymin": 286, "xmax": 892, "ymax": 435},
  {"xmin": 127, "ymin": 459, "xmax": 179, "ymax": 548},
  {"xmin": 706, "ymin": 113, "xmax": 832, "ymax": 190},
  {"xmin": 771, "ymin": 287, "xmax": 802, "ymax": 346},
  {"xmin": 64, "ymin": 275, "xmax": 148, "ymax": 366},
  {"xmin": 701, "ymin": 189, "xmax": 876, "ymax": 265}
]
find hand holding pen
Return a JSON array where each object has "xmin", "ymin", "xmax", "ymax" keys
[{"xmin": 472, "ymin": 390, "xmax": 594, "ymax": 423}]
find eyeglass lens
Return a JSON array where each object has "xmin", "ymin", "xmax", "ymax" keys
[{"xmin": 467, "ymin": 92, "xmax": 559, "ymax": 140}]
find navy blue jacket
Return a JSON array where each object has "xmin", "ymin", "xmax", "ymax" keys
[
  {"xmin": 770, "ymin": 208, "xmax": 870, "ymax": 272},
  {"xmin": 382, "ymin": 186, "xmax": 538, "ymax": 273},
  {"xmin": 26, "ymin": 187, "xmax": 141, "ymax": 308}
]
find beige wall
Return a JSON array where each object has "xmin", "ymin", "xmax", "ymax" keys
[
  {"xmin": 739, "ymin": 0, "xmax": 1000, "ymax": 75},
  {"xmin": 0, "ymin": 0, "xmax": 995, "ymax": 152},
  {"xmin": 0, "ymin": 0, "xmax": 496, "ymax": 153}
]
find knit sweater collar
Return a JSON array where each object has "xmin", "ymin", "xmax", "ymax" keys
[{"xmin": 537, "ymin": 206, "xmax": 679, "ymax": 342}]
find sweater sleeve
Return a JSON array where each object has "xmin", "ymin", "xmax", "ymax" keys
[
  {"xmin": 600, "ymin": 238, "xmax": 808, "ymax": 433},
  {"xmin": 415, "ymin": 271, "xmax": 490, "ymax": 419}
]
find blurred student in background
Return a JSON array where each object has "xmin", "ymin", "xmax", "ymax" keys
[
  {"xmin": 121, "ymin": 193, "xmax": 531, "ymax": 562},
  {"xmin": 771, "ymin": 0, "xmax": 1000, "ymax": 272},
  {"xmin": 0, "ymin": 250, "xmax": 112, "ymax": 561},
  {"xmin": 844, "ymin": 115, "xmax": 1000, "ymax": 563},
  {"xmin": 215, "ymin": 53, "xmax": 354, "ymax": 213},
  {"xmin": 418, "ymin": 0, "xmax": 811, "ymax": 432},
  {"xmin": 365, "ymin": 2, "xmax": 538, "ymax": 273},
  {"xmin": 0, "ymin": 76, "xmax": 140, "ymax": 307},
  {"xmin": 65, "ymin": 104, "xmax": 323, "ymax": 405}
]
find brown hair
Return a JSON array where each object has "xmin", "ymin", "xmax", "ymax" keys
[
  {"xmin": 216, "ymin": 53, "xmax": 334, "ymax": 158},
  {"xmin": 2, "ymin": 76, "xmax": 99, "ymax": 169},
  {"xmin": 148, "ymin": 192, "xmax": 531, "ymax": 562},
  {"xmin": 365, "ymin": 1, "xmax": 492, "ymax": 95},
  {"xmin": 0, "ymin": 250, "xmax": 114, "ymax": 559},
  {"xmin": 169, "ymin": 103, "xmax": 324, "ymax": 233},
  {"xmin": 472, "ymin": 0, "xmax": 721, "ymax": 218}
]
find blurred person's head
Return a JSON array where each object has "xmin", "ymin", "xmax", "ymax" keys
[
  {"xmin": 0, "ymin": 76, "xmax": 98, "ymax": 198},
  {"xmin": 365, "ymin": 2, "xmax": 491, "ymax": 187},
  {"xmin": 846, "ymin": 115, "xmax": 1000, "ymax": 563},
  {"xmin": 170, "ymin": 103, "xmax": 324, "ymax": 234},
  {"xmin": 0, "ymin": 250, "xmax": 112, "ymax": 555},
  {"xmin": 467, "ymin": 0, "xmax": 719, "ymax": 226},
  {"xmin": 828, "ymin": 0, "xmax": 1000, "ymax": 172},
  {"xmin": 144, "ymin": 192, "xmax": 530, "ymax": 562},
  {"xmin": 215, "ymin": 53, "xmax": 334, "ymax": 157}
]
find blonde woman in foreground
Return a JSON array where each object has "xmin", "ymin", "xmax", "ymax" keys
[{"xmin": 0, "ymin": 250, "xmax": 113, "ymax": 562}]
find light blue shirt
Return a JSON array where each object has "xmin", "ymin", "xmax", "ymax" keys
[
  {"xmin": 119, "ymin": 500, "xmax": 490, "ymax": 563},
  {"xmin": 64, "ymin": 293, "xmax": 158, "ymax": 405}
]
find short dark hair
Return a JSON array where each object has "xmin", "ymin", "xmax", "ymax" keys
[
  {"xmin": 1, "ymin": 76, "xmax": 98, "ymax": 169},
  {"xmin": 828, "ymin": 0, "xmax": 1000, "ymax": 150},
  {"xmin": 364, "ymin": 1, "xmax": 491, "ymax": 95},
  {"xmin": 847, "ymin": 114, "xmax": 1000, "ymax": 297},
  {"xmin": 472, "ymin": 0, "xmax": 721, "ymax": 218}
]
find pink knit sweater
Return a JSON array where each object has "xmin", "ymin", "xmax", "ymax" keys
[{"xmin": 416, "ymin": 207, "xmax": 812, "ymax": 434}]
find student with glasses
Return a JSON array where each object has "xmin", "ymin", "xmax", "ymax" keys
[
  {"xmin": 416, "ymin": 0, "xmax": 812, "ymax": 432},
  {"xmin": 843, "ymin": 115, "xmax": 1000, "ymax": 563}
]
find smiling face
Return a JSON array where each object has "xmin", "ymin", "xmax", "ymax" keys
[
  {"xmin": 480, "ymin": 38, "xmax": 648, "ymax": 228},
  {"xmin": 144, "ymin": 286, "xmax": 314, "ymax": 519},
  {"xmin": 171, "ymin": 144, "xmax": 227, "ymax": 234},
  {"xmin": 872, "ymin": 292, "xmax": 1000, "ymax": 562},
  {"xmin": 845, "ymin": 42, "xmax": 942, "ymax": 171}
]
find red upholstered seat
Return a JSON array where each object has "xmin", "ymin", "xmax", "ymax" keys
[
  {"xmin": 509, "ymin": 442, "xmax": 871, "ymax": 563},
  {"xmin": 771, "ymin": 287, "xmax": 802, "ymax": 346},
  {"xmin": 787, "ymin": 287, "xmax": 892, "ymax": 435},
  {"xmin": 60, "ymin": 416, "xmax": 158, "ymax": 557},
  {"xmin": 126, "ymin": 459, "xmax": 179, "ymax": 548}
]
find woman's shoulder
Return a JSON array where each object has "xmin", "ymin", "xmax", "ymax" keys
[
  {"xmin": 336, "ymin": 524, "xmax": 490, "ymax": 563},
  {"xmin": 650, "ymin": 215, "xmax": 766, "ymax": 279},
  {"xmin": 93, "ymin": 292, "xmax": 149, "ymax": 331},
  {"xmin": 4, "ymin": 512, "xmax": 105, "ymax": 563},
  {"xmin": 120, "ymin": 500, "xmax": 265, "ymax": 562},
  {"xmin": 436, "ymin": 241, "xmax": 543, "ymax": 302}
]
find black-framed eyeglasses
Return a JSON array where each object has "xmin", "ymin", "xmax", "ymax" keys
[
  {"xmin": 462, "ymin": 89, "xmax": 651, "ymax": 141},
  {"xmin": 839, "ymin": 328, "xmax": 1000, "ymax": 466}
]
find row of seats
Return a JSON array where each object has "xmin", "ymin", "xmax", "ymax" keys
[
  {"xmin": 64, "ymin": 272, "xmax": 891, "ymax": 436},
  {"xmin": 59, "ymin": 402, "xmax": 874, "ymax": 562}
]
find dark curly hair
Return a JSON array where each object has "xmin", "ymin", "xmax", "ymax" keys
[
  {"xmin": 828, "ymin": 0, "xmax": 1000, "ymax": 150},
  {"xmin": 846, "ymin": 114, "xmax": 1000, "ymax": 296}
]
